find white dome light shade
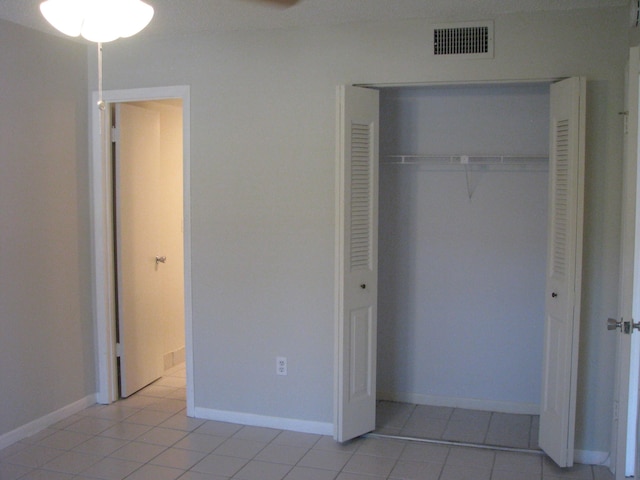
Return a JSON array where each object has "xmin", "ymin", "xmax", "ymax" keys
[{"xmin": 40, "ymin": 0, "xmax": 154, "ymax": 43}]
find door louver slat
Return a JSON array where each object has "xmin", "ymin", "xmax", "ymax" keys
[
  {"xmin": 552, "ymin": 119, "xmax": 570, "ymax": 278},
  {"xmin": 350, "ymin": 122, "xmax": 372, "ymax": 272}
]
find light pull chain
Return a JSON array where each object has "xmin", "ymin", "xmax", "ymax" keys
[{"xmin": 97, "ymin": 42, "xmax": 105, "ymax": 111}]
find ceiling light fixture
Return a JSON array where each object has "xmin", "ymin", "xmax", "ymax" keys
[
  {"xmin": 39, "ymin": 0, "xmax": 154, "ymax": 43},
  {"xmin": 39, "ymin": 0, "xmax": 155, "ymax": 205},
  {"xmin": 40, "ymin": 0, "xmax": 154, "ymax": 111}
]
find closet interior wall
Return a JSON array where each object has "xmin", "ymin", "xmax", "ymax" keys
[{"xmin": 377, "ymin": 83, "xmax": 551, "ymax": 414}]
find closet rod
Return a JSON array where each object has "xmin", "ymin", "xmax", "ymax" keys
[{"xmin": 384, "ymin": 154, "xmax": 548, "ymax": 166}]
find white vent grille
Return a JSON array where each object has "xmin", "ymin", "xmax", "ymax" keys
[{"xmin": 433, "ymin": 22, "xmax": 494, "ymax": 58}]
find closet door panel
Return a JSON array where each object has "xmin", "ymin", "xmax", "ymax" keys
[
  {"xmin": 539, "ymin": 77, "xmax": 586, "ymax": 468},
  {"xmin": 335, "ymin": 85, "xmax": 379, "ymax": 443}
]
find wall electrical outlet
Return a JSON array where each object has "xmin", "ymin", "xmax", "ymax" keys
[{"xmin": 276, "ymin": 356, "xmax": 287, "ymax": 376}]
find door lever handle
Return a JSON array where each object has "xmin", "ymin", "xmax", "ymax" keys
[{"xmin": 155, "ymin": 256, "xmax": 167, "ymax": 264}]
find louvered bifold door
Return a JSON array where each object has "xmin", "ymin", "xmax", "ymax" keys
[
  {"xmin": 539, "ymin": 77, "xmax": 586, "ymax": 468},
  {"xmin": 335, "ymin": 85, "xmax": 379, "ymax": 443}
]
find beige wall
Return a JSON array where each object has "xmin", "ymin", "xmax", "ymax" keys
[
  {"xmin": 0, "ymin": 2, "xmax": 628, "ymax": 460},
  {"xmin": 93, "ymin": 6, "xmax": 627, "ymax": 454},
  {"xmin": 0, "ymin": 20, "xmax": 93, "ymax": 438}
]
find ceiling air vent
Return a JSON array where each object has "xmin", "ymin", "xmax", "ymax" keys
[{"xmin": 433, "ymin": 21, "xmax": 494, "ymax": 58}]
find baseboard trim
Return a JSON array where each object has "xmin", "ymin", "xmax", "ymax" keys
[
  {"xmin": 574, "ymin": 449, "xmax": 610, "ymax": 466},
  {"xmin": 193, "ymin": 407, "xmax": 333, "ymax": 436},
  {"xmin": 377, "ymin": 391, "xmax": 539, "ymax": 415},
  {"xmin": 163, "ymin": 346, "xmax": 186, "ymax": 371},
  {"xmin": 0, "ymin": 394, "xmax": 97, "ymax": 450}
]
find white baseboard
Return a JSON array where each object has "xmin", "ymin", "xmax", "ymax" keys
[
  {"xmin": 377, "ymin": 391, "xmax": 539, "ymax": 415},
  {"xmin": 163, "ymin": 346, "xmax": 186, "ymax": 371},
  {"xmin": 574, "ymin": 449, "xmax": 610, "ymax": 466},
  {"xmin": 0, "ymin": 394, "xmax": 97, "ymax": 450},
  {"xmin": 193, "ymin": 407, "xmax": 333, "ymax": 436}
]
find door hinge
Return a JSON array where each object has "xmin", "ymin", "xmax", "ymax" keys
[
  {"xmin": 620, "ymin": 111, "xmax": 629, "ymax": 134},
  {"xmin": 116, "ymin": 342, "xmax": 123, "ymax": 357},
  {"xmin": 111, "ymin": 125, "xmax": 119, "ymax": 143}
]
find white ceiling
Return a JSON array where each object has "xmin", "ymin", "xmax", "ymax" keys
[{"xmin": 0, "ymin": 0, "xmax": 628, "ymax": 41}]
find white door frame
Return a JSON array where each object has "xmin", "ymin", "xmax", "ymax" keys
[
  {"xmin": 90, "ymin": 86, "xmax": 194, "ymax": 415},
  {"xmin": 612, "ymin": 46, "xmax": 640, "ymax": 479}
]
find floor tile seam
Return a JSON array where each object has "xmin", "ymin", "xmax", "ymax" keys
[
  {"xmin": 398, "ymin": 404, "xmax": 417, "ymax": 430},
  {"xmin": 3, "ymin": 443, "xmax": 70, "ymax": 467},
  {"xmin": 138, "ymin": 405, "xmax": 185, "ymax": 417},
  {"xmin": 187, "ymin": 451, "xmax": 252, "ymax": 478},
  {"xmin": 116, "ymin": 459, "xmax": 165, "ymax": 480},
  {"xmin": 227, "ymin": 460, "xmax": 295, "ymax": 480},
  {"xmin": 482, "ymin": 411, "xmax": 494, "ymax": 445},
  {"xmin": 116, "ymin": 418, "xmax": 173, "ymax": 429},
  {"xmin": 77, "ymin": 407, "xmax": 144, "ymax": 423},
  {"xmin": 294, "ymin": 442, "xmax": 358, "ymax": 475},
  {"xmin": 202, "ymin": 433, "xmax": 278, "ymax": 464},
  {"xmin": 50, "ymin": 415, "xmax": 85, "ymax": 430},
  {"xmin": 64, "ymin": 424, "xmax": 121, "ymax": 437},
  {"xmin": 332, "ymin": 449, "xmax": 399, "ymax": 480},
  {"xmin": 138, "ymin": 387, "xmax": 181, "ymax": 396},
  {"xmin": 351, "ymin": 444, "xmax": 408, "ymax": 463},
  {"xmin": 38, "ymin": 451, "xmax": 106, "ymax": 476},
  {"xmin": 106, "ymin": 441, "xmax": 172, "ymax": 467},
  {"xmin": 29, "ymin": 438, "xmax": 78, "ymax": 453},
  {"xmin": 0, "ymin": 464, "xmax": 37, "ymax": 480},
  {"xmin": 383, "ymin": 435, "xmax": 537, "ymax": 476},
  {"xmin": 105, "ymin": 444, "xmax": 192, "ymax": 480},
  {"xmin": 130, "ymin": 434, "xmax": 190, "ymax": 451},
  {"xmin": 85, "ymin": 410, "xmax": 145, "ymax": 422}
]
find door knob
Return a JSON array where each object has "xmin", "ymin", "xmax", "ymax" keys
[
  {"xmin": 551, "ymin": 292, "xmax": 558, "ymax": 298},
  {"xmin": 155, "ymin": 256, "xmax": 167, "ymax": 264},
  {"xmin": 607, "ymin": 318, "xmax": 640, "ymax": 334},
  {"xmin": 360, "ymin": 284, "xmax": 366, "ymax": 289},
  {"xmin": 607, "ymin": 318, "xmax": 623, "ymax": 331}
]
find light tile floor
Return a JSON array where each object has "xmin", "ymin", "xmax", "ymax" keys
[
  {"xmin": 0, "ymin": 365, "xmax": 613, "ymax": 480},
  {"xmin": 376, "ymin": 400, "xmax": 539, "ymax": 449}
]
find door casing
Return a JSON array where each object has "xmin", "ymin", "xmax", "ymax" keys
[
  {"xmin": 612, "ymin": 46, "xmax": 640, "ymax": 479},
  {"xmin": 90, "ymin": 86, "xmax": 193, "ymax": 415}
]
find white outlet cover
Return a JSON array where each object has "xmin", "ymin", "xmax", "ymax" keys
[{"xmin": 276, "ymin": 356, "xmax": 287, "ymax": 375}]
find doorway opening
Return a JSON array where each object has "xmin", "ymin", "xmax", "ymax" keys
[
  {"xmin": 112, "ymin": 100, "xmax": 185, "ymax": 399},
  {"xmin": 91, "ymin": 86, "xmax": 193, "ymax": 415},
  {"xmin": 375, "ymin": 82, "xmax": 551, "ymax": 449}
]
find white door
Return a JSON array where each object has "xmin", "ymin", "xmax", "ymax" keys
[
  {"xmin": 539, "ymin": 77, "xmax": 586, "ymax": 467},
  {"xmin": 612, "ymin": 46, "xmax": 640, "ymax": 480},
  {"xmin": 114, "ymin": 103, "xmax": 164, "ymax": 397},
  {"xmin": 334, "ymin": 85, "xmax": 379, "ymax": 442}
]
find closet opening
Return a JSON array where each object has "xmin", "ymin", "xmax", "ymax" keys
[{"xmin": 375, "ymin": 82, "xmax": 551, "ymax": 450}]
